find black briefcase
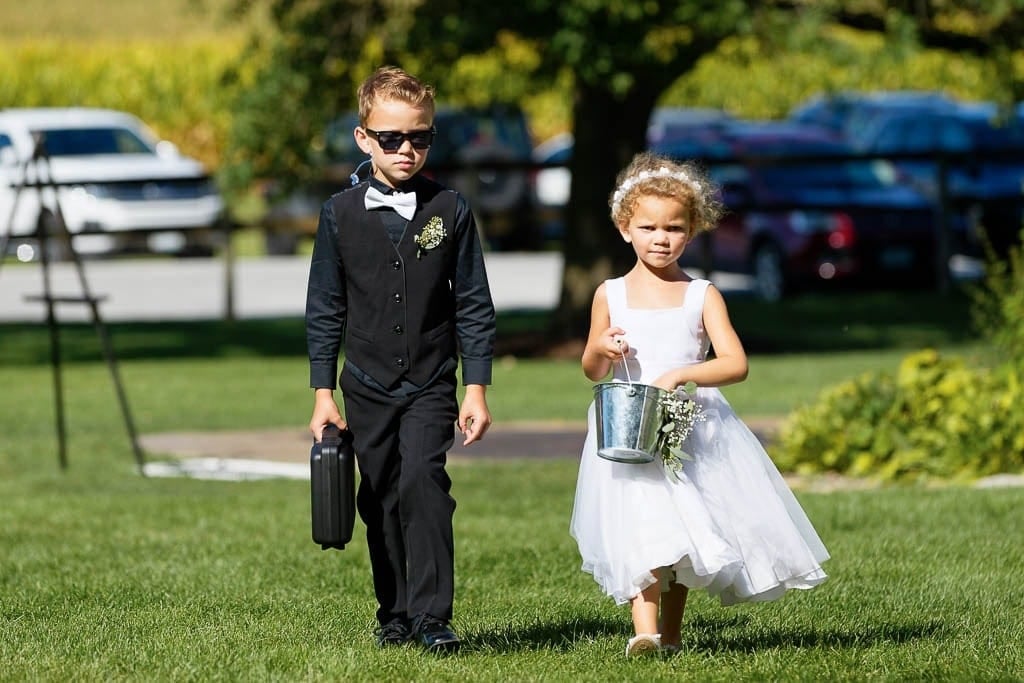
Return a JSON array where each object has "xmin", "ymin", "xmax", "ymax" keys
[{"xmin": 310, "ymin": 424, "xmax": 356, "ymax": 550}]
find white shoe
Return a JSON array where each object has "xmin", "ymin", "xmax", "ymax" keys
[{"xmin": 625, "ymin": 633, "xmax": 662, "ymax": 658}]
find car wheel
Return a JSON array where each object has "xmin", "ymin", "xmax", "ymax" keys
[{"xmin": 752, "ymin": 242, "xmax": 787, "ymax": 302}]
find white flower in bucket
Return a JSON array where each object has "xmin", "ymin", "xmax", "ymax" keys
[{"xmin": 657, "ymin": 381, "xmax": 706, "ymax": 481}]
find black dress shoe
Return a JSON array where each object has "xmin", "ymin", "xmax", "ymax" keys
[
  {"xmin": 413, "ymin": 615, "xmax": 461, "ymax": 654},
  {"xmin": 376, "ymin": 618, "xmax": 412, "ymax": 647}
]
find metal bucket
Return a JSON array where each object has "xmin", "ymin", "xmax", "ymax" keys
[{"xmin": 593, "ymin": 382, "xmax": 669, "ymax": 463}]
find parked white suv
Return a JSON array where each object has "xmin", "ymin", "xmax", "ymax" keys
[{"xmin": 0, "ymin": 107, "xmax": 224, "ymax": 260}]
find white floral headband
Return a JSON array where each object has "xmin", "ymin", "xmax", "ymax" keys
[{"xmin": 611, "ymin": 166, "xmax": 702, "ymax": 216}]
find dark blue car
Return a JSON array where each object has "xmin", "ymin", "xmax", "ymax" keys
[{"xmin": 848, "ymin": 101, "xmax": 1024, "ymax": 257}]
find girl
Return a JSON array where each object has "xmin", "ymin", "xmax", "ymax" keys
[{"xmin": 570, "ymin": 151, "xmax": 829, "ymax": 657}]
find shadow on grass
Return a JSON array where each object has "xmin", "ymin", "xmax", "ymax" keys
[
  {"xmin": 683, "ymin": 612, "xmax": 946, "ymax": 653},
  {"xmin": 462, "ymin": 611, "xmax": 945, "ymax": 654},
  {"xmin": 0, "ymin": 286, "xmax": 977, "ymax": 366},
  {"xmin": 462, "ymin": 615, "xmax": 629, "ymax": 653}
]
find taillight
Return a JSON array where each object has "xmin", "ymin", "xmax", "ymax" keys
[{"xmin": 827, "ymin": 213, "xmax": 855, "ymax": 249}]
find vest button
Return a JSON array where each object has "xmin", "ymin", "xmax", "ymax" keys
[
  {"xmin": 391, "ymin": 259, "xmax": 401, "ymax": 270},
  {"xmin": 395, "ymin": 358, "xmax": 406, "ymax": 368},
  {"xmin": 393, "ymin": 293, "xmax": 402, "ymax": 303},
  {"xmin": 392, "ymin": 325, "xmax": 403, "ymax": 335}
]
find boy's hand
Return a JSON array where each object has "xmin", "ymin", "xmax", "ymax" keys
[
  {"xmin": 310, "ymin": 388, "xmax": 347, "ymax": 441},
  {"xmin": 459, "ymin": 384, "xmax": 491, "ymax": 446}
]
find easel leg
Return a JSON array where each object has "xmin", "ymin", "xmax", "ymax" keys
[
  {"xmin": 8, "ymin": 134, "xmax": 149, "ymax": 475},
  {"xmin": 38, "ymin": 215, "xmax": 69, "ymax": 469},
  {"xmin": 62, "ymin": 219, "xmax": 148, "ymax": 474}
]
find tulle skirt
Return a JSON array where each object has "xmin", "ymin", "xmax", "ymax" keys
[{"xmin": 570, "ymin": 388, "xmax": 829, "ymax": 606}]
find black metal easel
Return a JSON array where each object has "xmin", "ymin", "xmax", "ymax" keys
[{"xmin": 0, "ymin": 132, "xmax": 146, "ymax": 474}]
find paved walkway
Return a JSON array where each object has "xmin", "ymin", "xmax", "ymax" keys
[
  {"xmin": 140, "ymin": 418, "xmax": 783, "ymax": 464},
  {"xmin": 138, "ymin": 420, "xmax": 1024, "ymax": 491}
]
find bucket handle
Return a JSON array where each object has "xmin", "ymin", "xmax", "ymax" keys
[{"xmin": 616, "ymin": 339, "xmax": 638, "ymax": 396}]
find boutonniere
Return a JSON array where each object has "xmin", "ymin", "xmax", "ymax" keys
[{"xmin": 413, "ymin": 216, "xmax": 446, "ymax": 258}]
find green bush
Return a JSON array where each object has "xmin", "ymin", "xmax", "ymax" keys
[
  {"xmin": 773, "ymin": 230, "xmax": 1024, "ymax": 483},
  {"xmin": 970, "ymin": 229, "xmax": 1024, "ymax": 368},
  {"xmin": 772, "ymin": 349, "xmax": 1024, "ymax": 483}
]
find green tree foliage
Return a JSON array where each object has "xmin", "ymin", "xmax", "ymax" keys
[
  {"xmin": 0, "ymin": 40, "xmax": 244, "ymax": 170},
  {"xmin": 226, "ymin": 0, "xmax": 1024, "ymax": 335},
  {"xmin": 405, "ymin": 1, "xmax": 757, "ymax": 336}
]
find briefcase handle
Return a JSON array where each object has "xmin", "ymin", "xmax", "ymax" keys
[
  {"xmin": 320, "ymin": 423, "xmax": 352, "ymax": 446},
  {"xmin": 321, "ymin": 423, "xmax": 341, "ymax": 443}
]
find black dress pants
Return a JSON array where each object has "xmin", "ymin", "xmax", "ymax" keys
[{"xmin": 340, "ymin": 365, "xmax": 459, "ymax": 626}]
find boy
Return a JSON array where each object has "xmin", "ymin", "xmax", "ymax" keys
[{"xmin": 305, "ymin": 66, "xmax": 496, "ymax": 654}]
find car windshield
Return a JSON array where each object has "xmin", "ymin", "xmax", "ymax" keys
[
  {"xmin": 36, "ymin": 127, "xmax": 155, "ymax": 156},
  {"xmin": 970, "ymin": 119, "xmax": 1024, "ymax": 152},
  {"xmin": 758, "ymin": 159, "xmax": 900, "ymax": 189},
  {"xmin": 429, "ymin": 110, "xmax": 532, "ymax": 162}
]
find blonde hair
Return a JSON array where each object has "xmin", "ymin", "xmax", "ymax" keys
[
  {"xmin": 357, "ymin": 66, "xmax": 436, "ymax": 126},
  {"xmin": 609, "ymin": 151, "xmax": 722, "ymax": 237}
]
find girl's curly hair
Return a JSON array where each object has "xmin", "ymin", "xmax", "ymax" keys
[{"xmin": 609, "ymin": 151, "xmax": 722, "ymax": 238}]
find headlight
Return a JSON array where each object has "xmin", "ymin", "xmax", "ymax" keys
[{"xmin": 79, "ymin": 183, "xmax": 112, "ymax": 199}]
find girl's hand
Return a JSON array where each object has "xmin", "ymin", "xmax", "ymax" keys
[
  {"xmin": 652, "ymin": 372, "xmax": 680, "ymax": 393},
  {"xmin": 603, "ymin": 327, "xmax": 629, "ymax": 360}
]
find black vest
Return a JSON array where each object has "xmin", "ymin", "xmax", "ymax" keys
[{"xmin": 332, "ymin": 178, "xmax": 458, "ymax": 388}]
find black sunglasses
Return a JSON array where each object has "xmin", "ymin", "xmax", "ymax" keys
[{"xmin": 364, "ymin": 127, "xmax": 436, "ymax": 152}]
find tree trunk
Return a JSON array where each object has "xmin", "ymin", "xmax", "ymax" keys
[{"xmin": 549, "ymin": 82, "xmax": 657, "ymax": 342}]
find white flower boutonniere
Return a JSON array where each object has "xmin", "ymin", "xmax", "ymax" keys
[{"xmin": 413, "ymin": 216, "xmax": 446, "ymax": 258}]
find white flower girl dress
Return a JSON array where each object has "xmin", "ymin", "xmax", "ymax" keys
[{"xmin": 570, "ymin": 278, "xmax": 829, "ymax": 605}]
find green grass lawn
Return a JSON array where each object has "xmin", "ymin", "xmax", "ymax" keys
[
  {"xmin": 1, "ymin": 454, "xmax": 1022, "ymax": 680},
  {"xmin": 4, "ymin": 286, "xmax": 1021, "ymax": 679}
]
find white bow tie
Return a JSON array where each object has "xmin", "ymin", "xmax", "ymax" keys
[{"xmin": 364, "ymin": 185, "xmax": 417, "ymax": 220}]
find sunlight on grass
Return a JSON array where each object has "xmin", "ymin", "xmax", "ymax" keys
[{"xmin": 0, "ymin": 456, "xmax": 1021, "ymax": 680}]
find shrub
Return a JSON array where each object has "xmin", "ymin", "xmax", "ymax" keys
[
  {"xmin": 969, "ymin": 228, "xmax": 1024, "ymax": 369},
  {"xmin": 772, "ymin": 349, "xmax": 1024, "ymax": 483}
]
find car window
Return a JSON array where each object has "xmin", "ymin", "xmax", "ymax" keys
[
  {"xmin": 0, "ymin": 132, "xmax": 13, "ymax": 165},
  {"xmin": 432, "ymin": 109, "xmax": 532, "ymax": 163},
  {"xmin": 758, "ymin": 159, "xmax": 899, "ymax": 189},
  {"xmin": 871, "ymin": 118, "xmax": 931, "ymax": 154},
  {"xmin": 37, "ymin": 127, "xmax": 155, "ymax": 156}
]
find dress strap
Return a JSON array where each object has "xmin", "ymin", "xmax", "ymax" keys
[
  {"xmin": 684, "ymin": 278, "xmax": 711, "ymax": 335},
  {"xmin": 604, "ymin": 277, "xmax": 626, "ymax": 320}
]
